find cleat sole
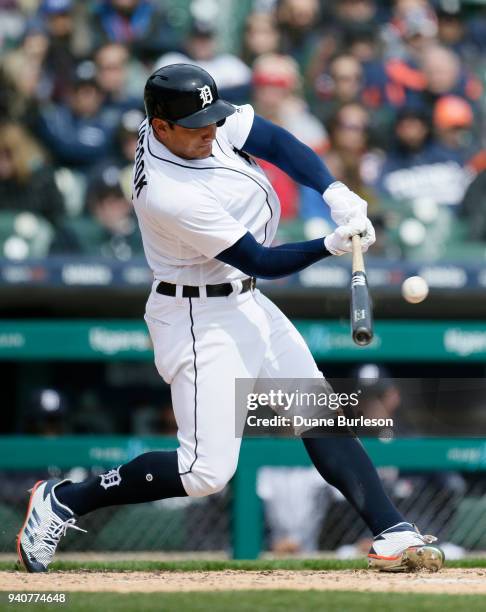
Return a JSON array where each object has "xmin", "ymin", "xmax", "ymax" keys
[
  {"xmin": 403, "ymin": 545, "xmax": 445, "ymax": 572},
  {"xmin": 368, "ymin": 545, "xmax": 445, "ymax": 573}
]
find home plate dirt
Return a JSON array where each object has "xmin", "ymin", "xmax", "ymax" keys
[{"xmin": 2, "ymin": 569, "xmax": 486, "ymax": 594}]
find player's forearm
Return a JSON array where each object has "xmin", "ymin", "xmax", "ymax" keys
[
  {"xmin": 242, "ymin": 115, "xmax": 336, "ymax": 194},
  {"xmin": 216, "ymin": 231, "xmax": 331, "ymax": 279}
]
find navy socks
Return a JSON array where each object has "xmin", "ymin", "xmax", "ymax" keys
[
  {"xmin": 56, "ymin": 451, "xmax": 186, "ymax": 516},
  {"xmin": 56, "ymin": 436, "xmax": 403, "ymax": 536},
  {"xmin": 303, "ymin": 435, "xmax": 404, "ymax": 536}
]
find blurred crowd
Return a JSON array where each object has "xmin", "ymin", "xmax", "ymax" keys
[{"xmin": 1, "ymin": 0, "xmax": 486, "ymax": 262}]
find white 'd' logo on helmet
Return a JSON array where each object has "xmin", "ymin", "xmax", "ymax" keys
[{"xmin": 198, "ymin": 85, "xmax": 213, "ymax": 108}]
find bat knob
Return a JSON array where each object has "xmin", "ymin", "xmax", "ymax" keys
[{"xmin": 353, "ymin": 327, "xmax": 373, "ymax": 346}]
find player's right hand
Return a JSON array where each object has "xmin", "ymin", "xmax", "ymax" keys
[{"xmin": 324, "ymin": 218, "xmax": 375, "ymax": 256}]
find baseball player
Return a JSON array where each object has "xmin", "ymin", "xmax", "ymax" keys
[{"xmin": 17, "ymin": 64, "xmax": 443, "ymax": 573}]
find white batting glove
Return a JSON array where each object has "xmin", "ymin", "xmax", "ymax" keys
[
  {"xmin": 360, "ymin": 218, "xmax": 376, "ymax": 253},
  {"xmin": 324, "ymin": 217, "xmax": 376, "ymax": 256},
  {"xmin": 323, "ymin": 181, "xmax": 368, "ymax": 226}
]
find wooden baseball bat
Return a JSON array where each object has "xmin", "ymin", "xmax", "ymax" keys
[{"xmin": 350, "ymin": 235, "xmax": 373, "ymax": 346}]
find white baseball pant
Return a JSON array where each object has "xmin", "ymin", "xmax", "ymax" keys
[{"xmin": 145, "ymin": 284, "xmax": 326, "ymax": 497}]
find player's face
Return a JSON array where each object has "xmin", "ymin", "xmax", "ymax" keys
[{"xmin": 152, "ymin": 119, "xmax": 217, "ymax": 160}]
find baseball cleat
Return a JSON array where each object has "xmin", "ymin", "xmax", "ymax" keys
[
  {"xmin": 367, "ymin": 521, "xmax": 444, "ymax": 572},
  {"xmin": 17, "ymin": 479, "xmax": 86, "ymax": 572}
]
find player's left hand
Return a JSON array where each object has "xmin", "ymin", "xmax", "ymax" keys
[
  {"xmin": 360, "ymin": 218, "xmax": 376, "ymax": 253},
  {"xmin": 324, "ymin": 217, "xmax": 375, "ymax": 256},
  {"xmin": 323, "ymin": 181, "xmax": 368, "ymax": 227}
]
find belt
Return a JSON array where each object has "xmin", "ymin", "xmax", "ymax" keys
[{"xmin": 156, "ymin": 277, "xmax": 256, "ymax": 298}]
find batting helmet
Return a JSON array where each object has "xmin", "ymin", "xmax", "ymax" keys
[{"xmin": 144, "ymin": 64, "xmax": 236, "ymax": 128}]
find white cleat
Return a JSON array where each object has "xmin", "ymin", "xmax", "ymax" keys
[
  {"xmin": 367, "ymin": 522, "xmax": 444, "ymax": 572},
  {"xmin": 17, "ymin": 479, "xmax": 86, "ymax": 573}
]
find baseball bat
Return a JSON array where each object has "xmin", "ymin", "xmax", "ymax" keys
[{"xmin": 350, "ymin": 235, "xmax": 373, "ymax": 346}]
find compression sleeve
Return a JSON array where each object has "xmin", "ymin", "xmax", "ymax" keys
[
  {"xmin": 216, "ymin": 231, "xmax": 331, "ymax": 279},
  {"xmin": 242, "ymin": 115, "xmax": 336, "ymax": 193}
]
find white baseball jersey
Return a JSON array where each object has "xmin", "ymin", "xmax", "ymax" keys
[{"xmin": 132, "ymin": 104, "xmax": 281, "ymax": 285}]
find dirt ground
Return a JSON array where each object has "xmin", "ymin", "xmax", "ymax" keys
[{"xmin": 1, "ymin": 569, "xmax": 486, "ymax": 595}]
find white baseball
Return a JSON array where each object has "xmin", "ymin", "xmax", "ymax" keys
[{"xmin": 401, "ymin": 276, "xmax": 429, "ymax": 304}]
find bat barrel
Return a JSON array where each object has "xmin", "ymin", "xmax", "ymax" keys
[{"xmin": 351, "ymin": 270, "xmax": 373, "ymax": 346}]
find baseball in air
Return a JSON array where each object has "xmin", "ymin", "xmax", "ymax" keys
[{"xmin": 401, "ymin": 276, "xmax": 429, "ymax": 304}]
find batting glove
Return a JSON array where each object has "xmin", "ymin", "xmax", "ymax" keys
[
  {"xmin": 324, "ymin": 217, "xmax": 376, "ymax": 256},
  {"xmin": 323, "ymin": 181, "xmax": 368, "ymax": 226},
  {"xmin": 360, "ymin": 218, "xmax": 376, "ymax": 253}
]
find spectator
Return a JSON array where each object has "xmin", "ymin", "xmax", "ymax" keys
[
  {"xmin": 156, "ymin": 19, "xmax": 252, "ymax": 104},
  {"xmin": 436, "ymin": 0, "xmax": 465, "ymax": 53},
  {"xmin": 460, "ymin": 170, "xmax": 486, "ymax": 242},
  {"xmin": 419, "ymin": 45, "xmax": 482, "ymax": 107},
  {"xmin": 374, "ymin": 107, "xmax": 470, "ymax": 206},
  {"xmin": 323, "ymin": 102, "xmax": 388, "ymax": 250},
  {"xmin": 380, "ymin": 2, "xmax": 441, "ymax": 107},
  {"xmin": 436, "ymin": 1, "xmax": 486, "ymax": 68},
  {"xmin": 344, "ymin": 24, "xmax": 392, "ymax": 111},
  {"xmin": 89, "ymin": 108, "xmax": 144, "ymax": 201},
  {"xmin": 385, "ymin": 42, "xmax": 483, "ymax": 111},
  {"xmin": 334, "ymin": 0, "xmax": 378, "ymax": 28},
  {"xmin": 325, "ymin": 102, "xmax": 381, "ymax": 213},
  {"xmin": 0, "ymin": 121, "xmax": 63, "ymax": 226},
  {"xmin": 89, "ymin": 0, "xmax": 179, "ymax": 62},
  {"xmin": 36, "ymin": 61, "xmax": 119, "ymax": 172},
  {"xmin": 252, "ymin": 53, "xmax": 328, "ymax": 225},
  {"xmin": 94, "ymin": 42, "xmax": 146, "ymax": 109},
  {"xmin": 253, "ymin": 53, "xmax": 327, "ymax": 152},
  {"xmin": 322, "ymin": 101, "xmax": 392, "ymax": 250},
  {"xmin": 307, "ymin": 20, "xmax": 395, "ymax": 134},
  {"xmin": 275, "ymin": 0, "xmax": 321, "ymax": 69},
  {"xmin": 306, "ymin": 0, "xmax": 379, "ymax": 87},
  {"xmin": 312, "ymin": 53, "xmax": 364, "ymax": 126},
  {"xmin": 53, "ymin": 166, "xmax": 143, "ymax": 259},
  {"xmin": 86, "ymin": 167, "xmax": 142, "ymax": 259},
  {"xmin": 382, "ymin": 0, "xmax": 438, "ymax": 61},
  {"xmin": 0, "ymin": 1, "xmax": 27, "ymax": 54},
  {"xmin": 241, "ymin": 12, "xmax": 281, "ymax": 67},
  {"xmin": 38, "ymin": 0, "xmax": 90, "ymax": 102},
  {"xmin": 1, "ymin": 21, "xmax": 49, "ymax": 121},
  {"xmin": 433, "ymin": 95, "xmax": 476, "ymax": 163}
]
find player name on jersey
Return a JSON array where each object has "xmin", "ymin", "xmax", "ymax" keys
[{"xmin": 133, "ymin": 123, "xmax": 148, "ymax": 198}]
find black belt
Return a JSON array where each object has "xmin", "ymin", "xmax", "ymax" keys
[{"xmin": 156, "ymin": 277, "xmax": 256, "ymax": 298}]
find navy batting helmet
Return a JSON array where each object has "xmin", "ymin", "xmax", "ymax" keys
[{"xmin": 144, "ymin": 64, "xmax": 236, "ymax": 128}]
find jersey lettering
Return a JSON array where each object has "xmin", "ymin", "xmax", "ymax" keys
[{"xmin": 134, "ymin": 123, "xmax": 148, "ymax": 198}]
